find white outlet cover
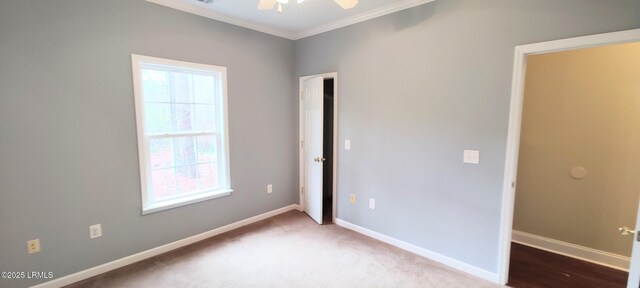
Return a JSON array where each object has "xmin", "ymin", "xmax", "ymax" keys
[
  {"xmin": 90, "ymin": 224, "xmax": 102, "ymax": 239},
  {"xmin": 27, "ymin": 239, "xmax": 41, "ymax": 254},
  {"xmin": 345, "ymin": 139, "xmax": 351, "ymax": 150},
  {"xmin": 267, "ymin": 184, "xmax": 273, "ymax": 193},
  {"xmin": 463, "ymin": 150, "xmax": 480, "ymax": 164},
  {"xmin": 369, "ymin": 198, "xmax": 376, "ymax": 209}
]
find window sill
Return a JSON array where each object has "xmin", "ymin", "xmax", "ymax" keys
[{"xmin": 142, "ymin": 189, "xmax": 233, "ymax": 215}]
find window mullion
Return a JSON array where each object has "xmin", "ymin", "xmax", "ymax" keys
[{"xmin": 147, "ymin": 131, "xmax": 214, "ymax": 138}]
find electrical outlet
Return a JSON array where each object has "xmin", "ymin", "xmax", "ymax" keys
[
  {"xmin": 345, "ymin": 139, "xmax": 351, "ymax": 150},
  {"xmin": 267, "ymin": 184, "xmax": 273, "ymax": 193},
  {"xmin": 89, "ymin": 224, "xmax": 102, "ymax": 239},
  {"xmin": 369, "ymin": 198, "xmax": 376, "ymax": 209},
  {"xmin": 349, "ymin": 194, "xmax": 356, "ymax": 204},
  {"xmin": 27, "ymin": 239, "xmax": 40, "ymax": 254}
]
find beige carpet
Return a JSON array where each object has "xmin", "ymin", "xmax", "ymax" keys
[{"xmin": 66, "ymin": 211, "xmax": 504, "ymax": 288}]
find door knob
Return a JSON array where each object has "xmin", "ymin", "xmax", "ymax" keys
[
  {"xmin": 618, "ymin": 226, "xmax": 636, "ymax": 236},
  {"xmin": 313, "ymin": 157, "xmax": 326, "ymax": 162}
]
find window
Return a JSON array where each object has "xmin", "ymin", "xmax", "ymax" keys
[{"xmin": 131, "ymin": 54, "xmax": 231, "ymax": 214}]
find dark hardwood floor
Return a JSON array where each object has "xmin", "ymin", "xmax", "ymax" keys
[{"xmin": 508, "ymin": 242, "xmax": 628, "ymax": 288}]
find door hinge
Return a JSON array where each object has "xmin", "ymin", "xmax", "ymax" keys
[
  {"xmin": 301, "ymin": 91, "xmax": 305, "ymax": 100},
  {"xmin": 301, "ymin": 187, "xmax": 304, "ymax": 194},
  {"xmin": 301, "ymin": 140, "xmax": 304, "ymax": 149}
]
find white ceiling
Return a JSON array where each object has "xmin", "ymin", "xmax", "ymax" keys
[{"xmin": 146, "ymin": 0, "xmax": 436, "ymax": 40}]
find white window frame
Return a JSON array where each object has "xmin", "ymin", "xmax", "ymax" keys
[{"xmin": 131, "ymin": 54, "xmax": 232, "ymax": 215}]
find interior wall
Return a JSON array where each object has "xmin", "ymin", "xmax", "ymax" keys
[
  {"xmin": 513, "ymin": 42, "xmax": 640, "ymax": 257},
  {"xmin": 0, "ymin": 1, "xmax": 296, "ymax": 287},
  {"xmin": 294, "ymin": 0, "xmax": 640, "ymax": 274}
]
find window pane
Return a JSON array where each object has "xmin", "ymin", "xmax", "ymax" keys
[
  {"xmin": 197, "ymin": 135, "xmax": 217, "ymax": 163},
  {"xmin": 151, "ymin": 168, "xmax": 176, "ymax": 200},
  {"xmin": 194, "ymin": 104, "xmax": 215, "ymax": 132},
  {"xmin": 174, "ymin": 136, "xmax": 197, "ymax": 166},
  {"xmin": 197, "ymin": 163, "xmax": 218, "ymax": 190},
  {"xmin": 172, "ymin": 104, "xmax": 194, "ymax": 132},
  {"xmin": 142, "ymin": 69, "xmax": 170, "ymax": 102},
  {"xmin": 171, "ymin": 72, "xmax": 193, "ymax": 103},
  {"xmin": 134, "ymin": 55, "xmax": 230, "ymax": 212},
  {"xmin": 145, "ymin": 103, "xmax": 171, "ymax": 133},
  {"xmin": 149, "ymin": 138, "xmax": 174, "ymax": 169},
  {"xmin": 193, "ymin": 74, "xmax": 215, "ymax": 104},
  {"xmin": 176, "ymin": 165, "xmax": 198, "ymax": 194}
]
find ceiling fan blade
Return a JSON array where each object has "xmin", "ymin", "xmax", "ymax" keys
[
  {"xmin": 258, "ymin": 0, "xmax": 276, "ymax": 10},
  {"xmin": 334, "ymin": 0, "xmax": 358, "ymax": 9}
]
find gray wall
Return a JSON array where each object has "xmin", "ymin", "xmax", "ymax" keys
[
  {"xmin": 514, "ymin": 43, "xmax": 640, "ymax": 257},
  {"xmin": 2, "ymin": 0, "xmax": 640, "ymax": 286},
  {"xmin": 0, "ymin": 1, "xmax": 296, "ymax": 287},
  {"xmin": 295, "ymin": 0, "xmax": 640, "ymax": 274}
]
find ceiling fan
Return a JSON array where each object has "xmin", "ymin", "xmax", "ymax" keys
[{"xmin": 258, "ymin": 0, "xmax": 359, "ymax": 13}]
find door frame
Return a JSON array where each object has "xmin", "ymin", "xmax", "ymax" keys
[
  {"xmin": 299, "ymin": 72, "xmax": 338, "ymax": 223},
  {"xmin": 497, "ymin": 28, "xmax": 640, "ymax": 285}
]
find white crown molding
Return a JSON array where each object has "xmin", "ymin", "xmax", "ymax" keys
[
  {"xmin": 293, "ymin": 0, "xmax": 436, "ymax": 40},
  {"xmin": 146, "ymin": 0, "xmax": 297, "ymax": 39},
  {"xmin": 146, "ymin": 0, "xmax": 437, "ymax": 40}
]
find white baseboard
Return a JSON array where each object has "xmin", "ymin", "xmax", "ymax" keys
[
  {"xmin": 512, "ymin": 230, "xmax": 630, "ymax": 271},
  {"xmin": 334, "ymin": 218, "xmax": 499, "ymax": 283},
  {"xmin": 32, "ymin": 204, "xmax": 302, "ymax": 288}
]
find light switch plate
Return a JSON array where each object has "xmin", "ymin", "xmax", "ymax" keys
[
  {"xmin": 267, "ymin": 184, "xmax": 273, "ymax": 193},
  {"xmin": 369, "ymin": 198, "xmax": 376, "ymax": 209},
  {"xmin": 345, "ymin": 139, "xmax": 351, "ymax": 150},
  {"xmin": 463, "ymin": 150, "xmax": 480, "ymax": 164}
]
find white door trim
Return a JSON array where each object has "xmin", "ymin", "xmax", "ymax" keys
[
  {"xmin": 299, "ymin": 72, "xmax": 338, "ymax": 223},
  {"xmin": 497, "ymin": 28, "xmax": 640, "ymax": 285}
]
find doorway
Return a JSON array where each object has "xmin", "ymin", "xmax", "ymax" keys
[
  {"xmin": 322, "ymin": 79, "xmax": 334, "ymax": 224},
  {"xmin": 299, "ymin": 73, "xmax": 338, "ymax": 225},
  {"xmin": 507, "ymin": 42, "xmax": 640, "ymax": 288},
  {"xmin": 497, "ymin": 29, "xmax": 640, "ymax": 288}
]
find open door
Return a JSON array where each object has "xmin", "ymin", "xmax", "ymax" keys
[
  {"xmin": 302, "ymin": 76, "xmax": 324, "ymax": 224},
  {"xmin": 627, "ymin": 210, "xmax": 640, "ymax": 288}
]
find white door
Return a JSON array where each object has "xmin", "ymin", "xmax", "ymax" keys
[
  {"xmin": 302, "ymin": 76, "xmax": 324, "ymax": 224},
  {"xmin": 627, "ymin": 209, "xmax": 640, "ymax": 288}
]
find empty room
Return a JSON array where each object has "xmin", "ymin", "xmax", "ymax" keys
[{"xmin": 1, "ymin": 0, "xmax": 639, "ymax": 288}]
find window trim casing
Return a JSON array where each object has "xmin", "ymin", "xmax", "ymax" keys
[{"xmin": 131, "ymin": 54, "xmax": 232, "ymax": 215}]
